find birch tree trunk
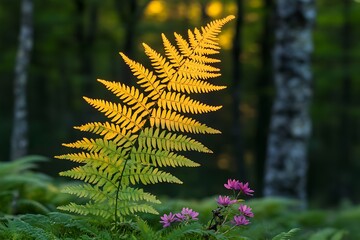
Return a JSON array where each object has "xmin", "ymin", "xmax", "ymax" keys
[
  {"xmin": 10, "ymin": 0, "xmax": 33, "ymax": 160},
  {"xmin": 263, "ymin": 0, "xmax": 316, "ymax": 206}
]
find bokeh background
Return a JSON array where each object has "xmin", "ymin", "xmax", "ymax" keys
[{"xmin": 1, "ymin": 0, "xmax": 359, "ymax": 207}]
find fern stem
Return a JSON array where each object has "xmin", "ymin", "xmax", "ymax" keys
[{"xmin": 114, "ymin": 158, "xmax": 129, "ymax": 225}]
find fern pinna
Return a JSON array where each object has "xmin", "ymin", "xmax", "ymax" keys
[{"xmin": 56, "ymin": 15, "xmax": 234, "ymax": 224}]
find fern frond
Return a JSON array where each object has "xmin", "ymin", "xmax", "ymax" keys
[
  {"xmin": 60, "ymin": 165, "xmax": 118, "ymax": 189},
  {"xmin": 56, "ymin": 152, "xmax": 112, "ymax": 165},
  {"xmin": 136, "ymin": 217, "xmax": 158, "ymax": 239},
  {"xmin": 131, "ymin": 147, "xmax": 200, "ymax": 168},
  {"xmin": 192, "ymin": 15, "xmax": 235, "ymax": 55},
  {"xmin": 74, "ymin": 122, "xmax": 137, "ymax": 146},
  {"xmin": 150, "ymin": 108, "xmax": 221, "ymax": 134},
  {"xmin": 168, "ymin": 76, "xmax": 226, "ymax": 94},
  {"xmin": 97, "ymin": 79, "xmax": 154, "ymax": 118},
  {"xmin": 138, "ymin": 128, "xmax": 212, "ymax": 153},
  {"xmin": 58, "ymin": 202, "xmax": 113, "ymax": 220},
  {"xmin": 84, "ymin": 97, "xmax": 146, "ymax": 132},
  {"xmin": 190, "ymin": 54, "xmax": 220, "ymax": 64},
  {"xmin": 120, "ymin": 53, "xmax": 165, "ymax": 100},
  {"xmin": 178, "ymin": 66, "xmax": 221, "ymax": 80},
  {"xmin": 174, "ymin": 32, "xmax": 192, "ymax": 57},
  {"xmin": 122, "ymin": 165, "xmax": 182, "ymax": 186},
  {"xmin": 162, "ymin": 33, "xmax": 184, "ymax": 67},
  {"xmin": 62, "ymin": 183, "xmax": 114, "ymax": 202},
  {"xmin": 272, "ymin": 228, "xmax": 301, "ymax": 240},
  {"xmin": 63, "ymin": 184, "xmax": 160, "ymax": 204},
  {"xmin": 62, "ymin": 138, "xmax": 129, "ymax": 159},
  {"xmin": 58, "ymin": 15, "xmax": 234, "ymax": 223},
  {"xmin": 118, "ymin": 186, "xmax": 160, "ymax": 203},
  {"xmin": 158, "ymin": 91, "xmax": 222, "ymax": 114},
  {"xmin": 143, "ymin": 43, "xmax": 176, "ymax": 84}
]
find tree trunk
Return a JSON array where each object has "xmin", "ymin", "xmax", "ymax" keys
[
  {"xmin": 115, "ymin": 0, "xmax": 151, "ymax": 86},
  {"xmin": 10, "ymin": 0, "xmax": 33, "ymax": 160},
  {"xmin": 263, "ymin": 0, "xmax": 316, "ymax": 207},
  {"xmin": 231, "ymin": 0, "xmax": 246, "ymax": 179},
  {"xmin": 255, "ymin": 0, "xmax": 274, "ymax": 195},
  {"xmin": 74, "ymin": 0, "xmax": 98, "ymax": 97},
  {"xmin": 338, "ymin": 0, "xmax": 352, "ymax": 201}
]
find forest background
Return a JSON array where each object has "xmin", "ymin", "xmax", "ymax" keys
[{"xmin": 0, "ymin": 0, "xmax": 359, "ymax": 208}]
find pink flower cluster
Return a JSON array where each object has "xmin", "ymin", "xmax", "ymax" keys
[
  {"xmin": 160, "ymin": 207, "xmax": 199, "ymax": 228},
  {"xmin": 232, "ymin": 204, "xmax": 254, "ymax": 226},
  {"xmin": 160, "ymin": 179, "xmax": 255, "ymax": 230},
  {"xmin": 216, "ymin": 179, "xmax": 255, "ymax": 226},
  {"xmin": 224, "ymin": 179, "xmax": 254, "ymax": 196}
]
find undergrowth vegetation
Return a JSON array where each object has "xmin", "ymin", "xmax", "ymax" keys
[{"xmin": 0, "ymin": 157, "xmax": 356, "ymax": 239}]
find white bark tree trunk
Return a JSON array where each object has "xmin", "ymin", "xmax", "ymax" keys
[
  {"xmin": 263, "ymin": 0, "xmax": 316, "ymax": 206},
  {"xmin": 10, "ymin": 0, "xmax": 33, "ymax": 160}
]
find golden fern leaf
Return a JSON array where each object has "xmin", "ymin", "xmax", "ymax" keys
[
  {"xmin": 174, "ymin": 32, "xmax": 192, "ymax": 57},
  {"xmin": 84, "ymin": 97, "xmax": 146, "ymax": 132},
  {"xmin": 97, "ymin": 79, "xmax": 154, "ymax": 118},
  {"xmin": 190, "ymin": 54, "xmax": 220, "ymax": 64},
  {"xmin": 168, "ymin": 76, "xmax": 226, "ymax": 94},
  {"xmin": 74, "ymin": 122, "xmax": 137, "ymax": 146},
  {"xmin": 58, "ymin": 15, "xmax": 234, "ymax": 223},
  {"xmin": 62, "ymin": 138, "xmax": 129, "ymax": 159},
  {"xmin": 143, "ymin": 43, "xmax": 176, "ymax": 84},
  {"xmin": 162, "ymin": 33, "xmax": 184, "ymax": 67},
  {"xmin": 120, "ymin": 53, "xmax": 166, "ymax": 100},
  {"xmin": 55, "ymin": 152, "xmax": 112, "ymax": 164},
  {"xmin": 150, "ymin": 108, "xmax": 221, "ymax": 134},
  {"xmin": 177, "ymin": 66, "xmax": 221, "ymax": 80},
  {"xmin": 158, "ymin": 91, "xmax": 222, "ymax": 114}
]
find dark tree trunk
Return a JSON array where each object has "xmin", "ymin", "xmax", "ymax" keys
[
  {"xmin": 231, "ymin": 0, "xmax": 246, "ymax": 179},
  {"xmin": 255, "ymin": 0, "xmax": 274, "ymax": 195},
  {"xmin": 115, "ymin": 0, "xmax": 151, "ymax": 85},
  {"xmin": 263, "ymin": 0, "xmax": 316, "ymax": 207},
  {"xmin": 338, "ymin": 0, "xmax": 352, "ymax": 201},
  {"xmin": 199, "ymin": 0, "xmax": 210, "ymax": 22},
  {"xmin": 10, "ymin": 0, "xmax": 33, "ymax": 160},
  {"xmin": 74, "ymin": 0, "xmax": 99, "ymax": 96}
]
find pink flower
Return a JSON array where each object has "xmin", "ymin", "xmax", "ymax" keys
[
  {"xmin": 224, "ymin": 179, "xmax": 241, "ymax": 190},
  {"xmin": 175, "ymin": 208, "xmax": 199, "ymax": 221},
  {"xmin": 238, "ymin": 204, "xmax": 254, "ymax": 218},
  {"xmin": 160, "ymin": 212, "xmax": 176, "ymax": 228},
  {"xmin": 217, "ymin": 195, "xmax": 237, "ymax": 206},
  {"xmin": 239, "ymin": 182, "xmax": 254, "ymax": 196},
  {"xmin": 232, "ymin": 215, "xmax": 250, "ymax": 226}
]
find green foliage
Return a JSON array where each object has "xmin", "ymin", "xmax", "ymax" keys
[
  {"xmin": 1, "ymin": 197, "xmax": 358, "ymax": 239},
  {"xmin": 272, "ymin": 228, "xmax": 300, "ymax": 240},
  {"xmin": 0, "ymin": 155, "xmax": 68, "ymax": 215},
  {"xmin": 0, "ymin": 212, "xmax": 113, "ymax": 240},
  {"xmin": 57, "ymin": 15, "xmax": 235, "ymax": 223},
  {"xmin": 308, "ymin": 228, "xmax": 347, "ymax": 240}
]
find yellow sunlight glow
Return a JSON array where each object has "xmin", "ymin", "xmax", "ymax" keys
[
  {"xmin": 145, "ymin": 1, "xmax": 167, "ymax": 21},
  {"xmin": 206, "ymin": 1, "xmax": 223, "ymax": 18}
]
